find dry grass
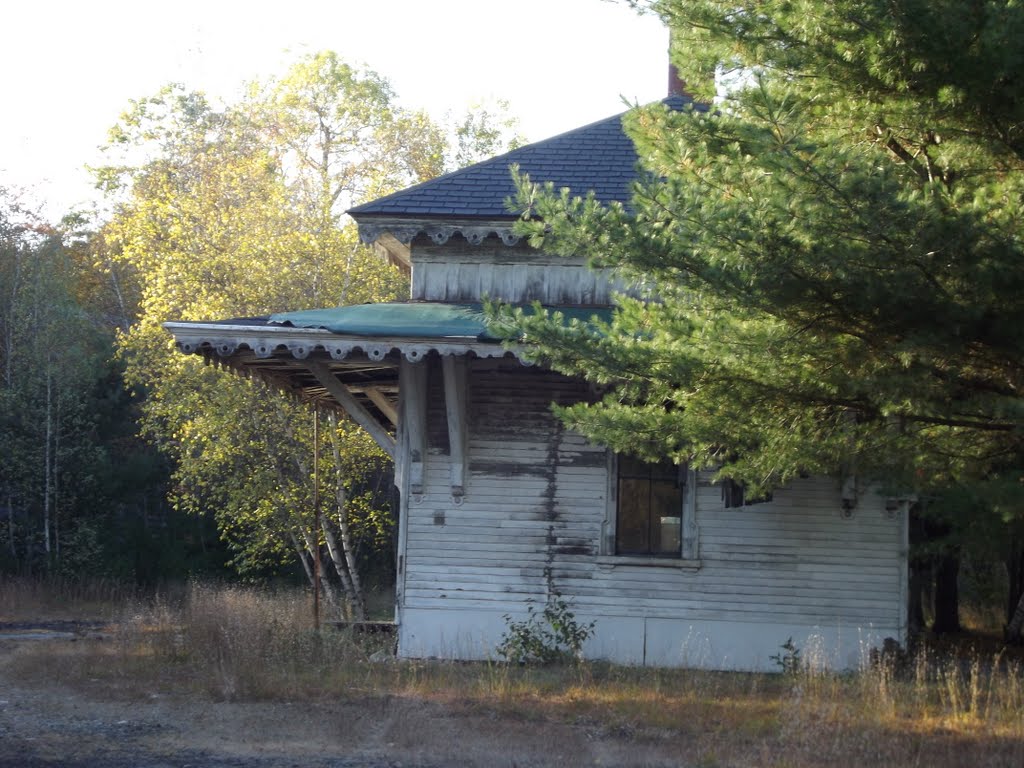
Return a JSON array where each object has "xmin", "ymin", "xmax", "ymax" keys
[
  {"xmin": 5, "ymin": 579, "xmax": 1024, "ymax": 767},
  {"xmin": 0, "ymin": 574, "xmax": 140, "ymax": 621}
]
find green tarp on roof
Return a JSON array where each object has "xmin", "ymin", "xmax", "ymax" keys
[{"xmin": 268, "ymin": 302, "xmax": 612, "ymax": 342}]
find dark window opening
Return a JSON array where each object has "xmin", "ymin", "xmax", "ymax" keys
[
  {"xmin": 722, "ymin": 478, "xmax": 773, "ymax": 508},
  {"xmin": 616, "ymin": 456, "xmax": 683, "ymax": 557}
]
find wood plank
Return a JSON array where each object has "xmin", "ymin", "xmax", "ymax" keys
[
  {"xmin": 682, "ymin": 466, "xmax": 699, "ymax": 560},
  {"xmin": 365, "ymin": 387, "xmax": 398, "ymax": 426},
  {"xmin": 445, "ymin": 262, "xmax": 462, "ymax": 301},
  {"xmin": 307, "ymin": 361, "xmax": 395, "ymax": 460},
  {"xmin": 411, "ymin": 263, "xmax": 427, "ymax": 300}
]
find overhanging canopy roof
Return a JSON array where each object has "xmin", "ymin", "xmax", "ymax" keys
[
  {"xmin": 164, "ymin": 302, "xmax": 612, "ymax": 448},
  {"xmin": 268, "ymin": 302, "xmax": 612, "ymax": 342}
]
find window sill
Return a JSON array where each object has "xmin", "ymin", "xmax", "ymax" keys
[{"xmin": 595, "ymin": 556, "xmax": 702, "ymax": 571}]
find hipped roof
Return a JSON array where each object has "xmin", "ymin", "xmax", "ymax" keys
[{"xmin": 348, "ymin": 94, "xmax": 703, "ymax": 222}]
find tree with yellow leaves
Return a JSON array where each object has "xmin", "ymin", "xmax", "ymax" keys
[{"xmin": 101, "ymin": 52, "xmax": 520, "ymax": 615}]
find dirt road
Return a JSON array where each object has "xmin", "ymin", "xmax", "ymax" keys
[{"xmin": 0, "ymin": 625, "xmax": 683, "ymax": 768}]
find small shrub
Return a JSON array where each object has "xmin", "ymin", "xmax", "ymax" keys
[
  {"xmin": 770, "ymin": 637, "xmax": 802, "ymax": 675},
  {"xmin": 497, "ymin": 591, "xmax": 595, "ymax": 665}
]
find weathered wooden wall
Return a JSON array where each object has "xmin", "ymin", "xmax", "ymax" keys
[
  {"xmin": 411, "ymin": 240, "xmax": 614, "ymax": 305},
  {"xmin": 396, "ymin": 357, "xmax": 906, "ymax": 671}
]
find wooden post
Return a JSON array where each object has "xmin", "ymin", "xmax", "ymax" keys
[{"xmin": 393, "ymin": 388, "xmax": 410, "ymax": 630}]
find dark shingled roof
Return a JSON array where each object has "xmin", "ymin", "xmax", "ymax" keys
[{"xmin": 348, "ymin": 95, "xmax": 703, "ymax": 220}]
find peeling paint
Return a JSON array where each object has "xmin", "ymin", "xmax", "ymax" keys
[{"xmin": 469, "ymin": 460, "xmax": 550, "ymax": 478}]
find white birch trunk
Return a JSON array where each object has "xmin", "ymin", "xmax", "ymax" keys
[
  {"xmin": 326, "ymin": 412, "xmax": 366, "ymax": 618},
  {"xmin": 53, "ymin": 388, "xmax": 61, "ymax": 565},
  {"xmin": 289, "ymin": 530, "xmax": 315, "ymax": 586},
  {"xmin": 321, "ymin": 521, "xmax": 360, "ymax": 620},
  {"xmin": 300, "ymin": 527, "xmax": 337, "ymax": 606},
  {"xmin": 1, "ymin": 251, "xmax": 15, "ymax": 563},
  {"xmin": 332, "ymin": 488, "xmax": 366, "ymax": 620},
  {"xmin": 6, "ymin": 492, "xmax": 15, "ymax": 560}
]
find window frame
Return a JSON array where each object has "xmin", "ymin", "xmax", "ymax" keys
[
  {"xmin": 604, "ymin": 452, "xmax": 699, "ymax": 562},
  {"xmin": 721, "ymin": 478, "xmax": 773, "ymax": 508}
]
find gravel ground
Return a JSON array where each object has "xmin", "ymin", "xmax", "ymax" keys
[{"xmin": 0, "ymin": 623, "xmax": 684, "ymax": 768}]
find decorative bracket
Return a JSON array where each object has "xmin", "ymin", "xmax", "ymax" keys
[
  {"xmin": 442, "ymin": 355, "xmax": 469, "ymax": 500},
  {"xmin": 401, "ymin": 357, "xmax": 428, "ymax": 496},
  {"xmin": 364, "ymin": 386, "xmax": 398, "ymax": 427},
  {"xmin": 356, "ymin": 219, "xmax": 521, "ymax": 247}
]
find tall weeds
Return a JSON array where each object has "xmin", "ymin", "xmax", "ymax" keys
[
  {"xmin": 4, "ymin": 579, "xmax": 1024, "ymax": 767},
  {"xmin": 109, "ymin": 581, "xmax": 389, "ymax": 699}
]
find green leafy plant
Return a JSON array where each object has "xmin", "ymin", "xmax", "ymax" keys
[
  {"xmin": 497, "ymin": 590, "xmax": 595, "ymax": 665},
  {"xmin": 770, "ymin": 637, "xmax": 802, "ymax": 675}
]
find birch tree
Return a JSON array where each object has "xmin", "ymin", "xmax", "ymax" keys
[{"xmin": 104, "ymin": 52, "xmax": 519, "ymax": 610}]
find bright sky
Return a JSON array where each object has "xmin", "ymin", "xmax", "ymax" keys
[{"xmin": 1, "ymin": 0, "xmax": 668, "ymax": 220}]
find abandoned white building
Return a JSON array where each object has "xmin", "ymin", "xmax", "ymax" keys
[{"xmin": 165, "ymin": 90, "xmax": 909, "ymax": 671}]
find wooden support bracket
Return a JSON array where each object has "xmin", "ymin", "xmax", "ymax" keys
[
  {"xmin": 307, "ymin": 361, "xmax": 395, "ymax": 461},
  {"xmin": 442, "ymin": 355, "xmax": 468, "ymax": 500},
  {"xmin": 401, "ymin": 357, "xmax": 428, "ymax": 496}
]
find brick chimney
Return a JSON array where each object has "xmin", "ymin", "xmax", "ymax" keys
[
  {"xmin": 667, "ymin": 31, "xmax": 692, "ymax": 98},
  {"xmin": 668, "ymin": 62, "xmax": 690, "ymax": 98}
]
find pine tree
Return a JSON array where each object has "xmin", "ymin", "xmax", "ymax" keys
[{"xmin": 512, "ymin": 0, "xmax": 1024, "ymax": 503}]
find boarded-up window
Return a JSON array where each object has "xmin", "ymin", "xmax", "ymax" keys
[{"xmin": 616, "ymin": 456, "xmax": 683, "ymax": 556}]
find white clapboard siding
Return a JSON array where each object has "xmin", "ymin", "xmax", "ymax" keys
[{"xmin": 397, "ymin": 357, "xmax": 905, "ymax": 669}]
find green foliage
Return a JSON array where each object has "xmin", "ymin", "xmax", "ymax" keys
[
  {"xmin": 100, "ymin": 52, "xmax": 520, "ymax": 593},
  {"xmin": 0, "ymin": 189, "xmax": 198, "ymax": 581},
  {"xmin": 98, "ymin": 56, "xmax": 412, "ymax": 587},
  {"xmin": 509, "ymin": 1, "xmax": 1024, "ymax": 511},
  {"xmin": 452, "ymin": 98, "xmax": 525, "ymax": 169},
  {"xmin": 770, "ymin": 637, "xmax": 802, "ymax": 676},
  {"xmin": 3, "ymin": 52, "xmax": 521, "ymax": 588},
  {"xmin": 0, "ymin": 192, "xmax": 107, "ymax": 571},
  {"xmin": 497, "ymin": 589, "xmax": 595, "ymax": 665}
]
